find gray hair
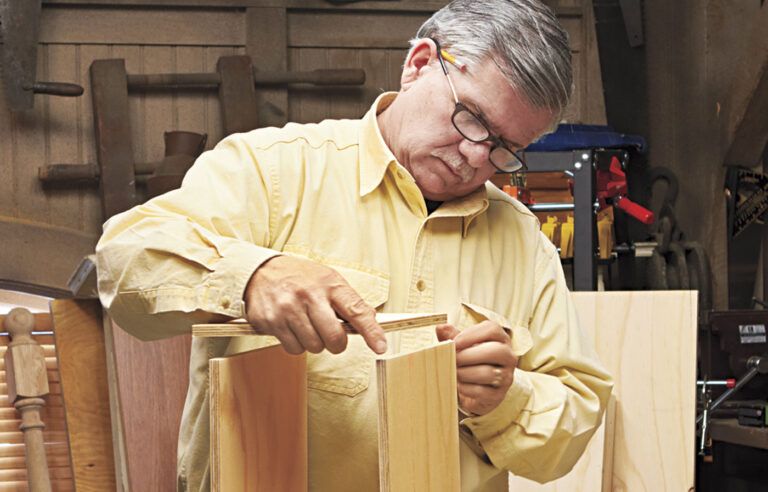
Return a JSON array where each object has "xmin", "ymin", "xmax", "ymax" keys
[{"xmin": 414, "ymin": 0, "xmax": 572, "ymax": 120}]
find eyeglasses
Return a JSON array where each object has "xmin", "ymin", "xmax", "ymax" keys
[{"xmin": 433, "ymin": 40, "xmax": 527, "ymax": 173}]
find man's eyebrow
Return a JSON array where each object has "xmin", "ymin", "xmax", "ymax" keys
[{"xmin": 466, "ymin": 100, "xmax": 524, "ymax": 149}]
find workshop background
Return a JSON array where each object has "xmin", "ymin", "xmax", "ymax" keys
[{"xmin": 0, "ymin": 0, "xmax": 767, "ymax": 491}]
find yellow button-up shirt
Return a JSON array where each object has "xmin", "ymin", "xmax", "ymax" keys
[{"xmin": 96, "ymin": 93, "xmax": 612, "ymax": 492}]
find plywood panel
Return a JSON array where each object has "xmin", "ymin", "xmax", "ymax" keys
[
  {"xmin": 376, "ymin": 340, "xmax": 459, "ymax": 492},
  {"xmin": 210, "ymin": 344, "xmax": 307, "ymax": 492},
  {"xmin": 572, "ymin": 291, "xmax": 697, "ymax": 492},
  {"xmin": 50, "ymin": 299, "xmax": 116, "ymax": 492}
]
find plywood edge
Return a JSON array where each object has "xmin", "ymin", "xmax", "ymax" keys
[
  {"xmin": 601, "ymin": 395, "xmax": 617, "ymax": 492},
  {"xmin": 193, "ymin": 313, "xmax": 447, "ymax": 338},
  {"xmin": 209, "ymin": 359, "xmax": 222, "ymax": 492},
  {"xmin": 376, "ymin": 357, "xmax": 392, "ymax": 491}
]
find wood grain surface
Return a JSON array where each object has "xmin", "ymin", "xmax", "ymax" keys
[
  {"xmin": 210, "ymin": 344, "xmax": 307, "ymax": 492},
  {"xmin": 194, "ymin": 313, "xmax": 448, "ymax": 338},
  {"xmin": 376, "ymin": 340, "xmax": 459, "ymax": 492},
  {"xmin": 107, "ymin": 321, "xmax": 191, "ymax": 492},
  {"xmin": 50, "ymin": 299, "xmax": 116, "ymax": 491},
  {"xmin": 572, "ymin": 291, "xmax": 696, "ymax": 492}
]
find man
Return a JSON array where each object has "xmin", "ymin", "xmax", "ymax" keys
[{"xmin": 96, "ymin": 0, "xmax": 613, "ymax": 490}]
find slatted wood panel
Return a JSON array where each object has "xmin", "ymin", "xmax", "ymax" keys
[
  {"xmin": 1, "ymin": 1, "xmax": 603, "ymax": 294},
  {"xmin": 0, "ymin": 313, "xmax": 74, "ymax": 491},
  {"xmin": 1, "ymin": 6, "xmax": 245, "ymax": 293}
]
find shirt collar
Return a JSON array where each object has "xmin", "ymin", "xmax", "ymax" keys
[
  {"xmin": 431, "ymin": 186, "xmax": 490, "ymax": 237},
  {"xmin": 359, "ymin": 92, "xmax": 399, "ymax": 197}
]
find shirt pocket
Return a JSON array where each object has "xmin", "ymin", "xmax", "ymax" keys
[
  {"xmin": 306, "ymin": 265, "xmax": 389, "ymax": 397},
  {"xmin": 458, "ymin": 301, "xmax": 533, "ymax": 358}
]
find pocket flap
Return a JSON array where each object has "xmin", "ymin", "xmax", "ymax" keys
[
  {"xmin": 328, "ymin": 264, "xmax": 389, "ymax": 309},
  {"xmin": 460, "ymin": 302, "xmax": 533, "ymax": 357}
]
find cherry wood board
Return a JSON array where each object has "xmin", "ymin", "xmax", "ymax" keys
[{"xmin": 210, "ymin": 344, "xmax": 306, "ymax": 492}]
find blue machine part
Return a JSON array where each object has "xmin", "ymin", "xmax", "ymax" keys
[{"xmin": 525, "ymin": 124, "xmax": 647, "ymax": 153}]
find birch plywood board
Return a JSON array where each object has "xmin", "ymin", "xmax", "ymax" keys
[
  {"xmin": 376, "ymin": 340, "xmax": 460, "ymax": 492},
  {"xmin": 194, "ymin": 312, "xmax": 447, "ymax": 337},
  {"xmin": 571, "ymin": 291, "xmax": 697, "ymax": 492},
  {"xmin": 210, "ymin": 345, "xmax": 307, "ymax": 492}
]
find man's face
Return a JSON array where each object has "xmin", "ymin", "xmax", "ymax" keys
[{"xmin": 390, "ymin": 42, "xmax": 555, "ymax": 202}]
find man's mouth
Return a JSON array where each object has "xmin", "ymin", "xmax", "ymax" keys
[{"xmin": 433, "ymin": 151, "xmax": 474, "ymax": 183}]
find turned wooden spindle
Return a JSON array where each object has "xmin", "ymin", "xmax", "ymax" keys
[{"xmin": 4, "ymin": 307, "xmax": 52, "ymax": 492}]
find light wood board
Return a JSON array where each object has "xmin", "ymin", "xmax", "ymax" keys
[
  {"xmin": 210, "ymin": 344, "xmax": 307, "ymax": 492},
  {"xmin": 376, "ymin": 340, "xmax": 460, "ymax": 492},
  {"xmin": 50, "ymin": 299, "xmax": 116, "ymax": 491},
  {"xmin": 572, "ymin": 291, "xmax": 696, "ymax": 492},
  {"xmin": 194, "ymin": 312, "xmax": 447, "ymax": 338}
]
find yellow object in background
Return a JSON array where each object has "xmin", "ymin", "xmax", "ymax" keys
[
  {"xmin": 560, "ymin": 216, "xmax": 574, "ymax": 259},
  {"xmin": 597, "ymin": 208, "xmax": 615, "ymax": 260},
  {"xmin": 541, "ymin": 216, "xmax": 559, "ymax": 244}
]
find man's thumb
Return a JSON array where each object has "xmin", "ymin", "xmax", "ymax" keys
[{"xmin": 436, "ymin": 324, "xmax": 460, "ymax": 342}]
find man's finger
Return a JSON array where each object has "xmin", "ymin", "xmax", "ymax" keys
[
  {"xmin": 454, "ymin": 320, "xmax": 509, "ymax": 351},
  {"xmin": 457, "ymin": 364, "xmax": 506, "ymax": 386},
  {"xmin": 330, "ymin": 286, "xmax": 386, "ymax": 354},
  {"xmin": 458, "ymin": 382, "xmax": 500, "ymax": 398},
  {"xmin": 285, "ymin": 309, "xmax": 325, "ymax": 354},
  {"xmin": 307, "ymin": 299, "xmax": 348, "ymax": 354},
  {"xmin": 455, "ymin": 342, "xmax": 517, "ymax": 367},
  {"xmin": 274, "ymin": 327, "xmax": 305, "ymax": 355},
  {"xmin": 436, "ymin": 324, "xmax": 460, "ymax": 342}
]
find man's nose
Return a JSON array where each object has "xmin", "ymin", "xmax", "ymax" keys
[{"xmin": 458, "ymin": 139, "xmax": 492, "ymax": 169}]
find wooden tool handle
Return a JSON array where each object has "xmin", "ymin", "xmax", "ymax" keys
[{"xmin": 25, "ymin": 82, "xmax": 85, "ymax": 97}]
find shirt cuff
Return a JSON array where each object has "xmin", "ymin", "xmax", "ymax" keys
[
  {"xmin": 205, "ymin": 241, "xmax": 282, "ymax": 318},
  {"xmin": 459, "ymin": 369, "xmax": 534, "ymax": 459}
]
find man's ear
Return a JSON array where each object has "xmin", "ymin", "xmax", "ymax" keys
[{"xmin": 400, "ymin": 38, "xmax": 438, "ymax": 90}]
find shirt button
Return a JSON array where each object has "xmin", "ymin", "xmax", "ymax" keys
[
  {"xmin": 396, "ymin": 170, "xmax": 406, "ymax": 180},
  {"xmin": 416, "ymin": 280, "xmax": 426, "ymax": 292},
  {"xmin": 220, "ymin": 297, "xmax": 231, "ymax": 309}
]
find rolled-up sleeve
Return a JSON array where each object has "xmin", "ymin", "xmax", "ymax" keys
[
  {"xmin": 96, "ymin": 134, "xmax": 281, "ymax": 340},
  {"xmin": 461, "ymin": 235, "xmax": 613, "ymax": 483}
]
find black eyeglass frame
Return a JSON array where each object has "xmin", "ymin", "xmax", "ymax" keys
[{"xmin": 431, "ymin": 38, "xmax": 527, "ymax": 173}]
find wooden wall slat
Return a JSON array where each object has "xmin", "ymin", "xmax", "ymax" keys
[
  {"xmin": 175, "ymin": 46, "xmax": 210, "ymax": 136},
  {"xmin": 40, "ymin": 6, "xmax": 244, "ymax": 46},
  {"xmin": 46, "ymin": 44, "xmax": 88, "ymax": 232},
  {"xmin": 288, "ymin": 11, "xmax": 428, "ymax": 49}
]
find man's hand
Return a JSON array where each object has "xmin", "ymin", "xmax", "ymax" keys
[
  {"xmin": 244, "ymin": 255, "xmax": 387, "ymax": 355},
  {"xmin": 436, "ymin": 321, "xmax": 518, "ymax": 416}
]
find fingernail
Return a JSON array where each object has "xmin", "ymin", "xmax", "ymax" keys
[{"xmin": 375, "ymin": 339, "xmax": 387, "ymax": 354}]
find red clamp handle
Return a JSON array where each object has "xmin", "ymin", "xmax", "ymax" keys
[{"xmin": 616, "ymin": 197, "xmax": 655, "ymax": 225}]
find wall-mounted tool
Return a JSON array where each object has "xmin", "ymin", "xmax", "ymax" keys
[
  {"xmin": 596, "ymin": 154, "xmax": 655, "ymax": 225},
  {"xmin": 0, "ymin": 0, "xmax": 84, "ymax": 111}
]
